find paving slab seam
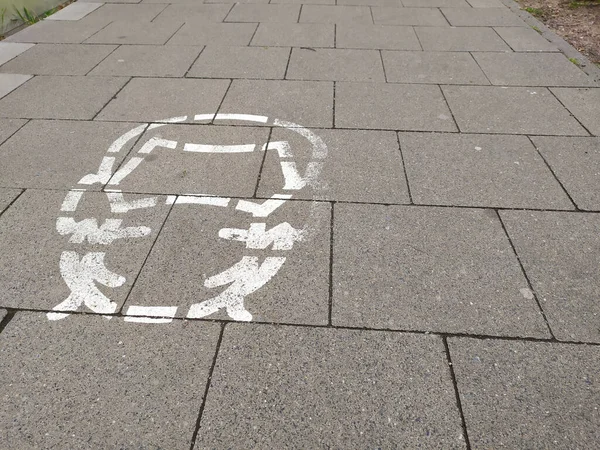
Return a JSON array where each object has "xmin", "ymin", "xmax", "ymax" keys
[
  {"xmin": 378, "ymin": 49, "xmax": 388, "ymax": 82},
  {"xmin": 467, "ymin": 51, "xmax": 493, "ymax": 85},
  {"xmin": 297, "ymin": 5, "xmax": 304, "ymax": 23},
  {"xmin": 149, "ymin": 4, "xmax": 169, "ymax": 22},
  {"xmin": 369, "ymin": 6, "xmax": 375, "ymax": 25},
  {"xmin": 183, "ymin": 46, "xmax": 207, "ymax": 78},
  {"xmin": 81, "ymin": 19, "xmax": 115, "ymax": 45},
  {"xmin": 247, "ymin": 21, "xmax": 261, "ymax": 46},
  {"xmin": 395, "ymin": 132, "xmax": 414, "ymax": 204},
  {"xmin": 0, "ymin": 188, "xmax": 24, "ymax": 218},
  {"xmin": 252, "ymin": 127, "xmax": 274, "ymax": 197},
  {"xmin": 333, "ymin": 24, "xmax": 337, "ymax": 48},
  {"xmin": 332, "ymin": 80, "xmax": 336, "ymax": 127},
  {"xmin": 282, "ymin": 47, "xmax": 294, "ymax": 79},
  {"xmin": 327, "ymin": 203, "xmax": 334, "ymax": 326},
  {"xmin": 162, "ymin": 21, "xmax": 187, "ymax": 46},
  {"xmin": 438, "ymin": 84, "xmax": 461, "ymax": 131},
  {"xmin": 438, "ymin": 7, "xmax": 453, "ymax": 26},
  {"xmin": 0, "ymin": 118, "xmax": 29, "ymax": 146},
  {"xmin": 412, "ymin": 25, "xmax": 424, "ymax": 51},
  {"xmin": 84, "ymin": 44, "xmax": 122, "ymax": 76},
  {"xmin": 209, "ymin": 78, "xmax": 234, "ymax": 123},
  {"xmin": 0, "ymin": 309, "xmax": 16, "ymax": 336},
  {"xmin": 90, "ymin": 76, "xmax": 132, "ymax": 120},
  {"xmin": 547, "ymin": 88, "xmax": 594, "ymax": 137},
  {"xmin": 443, "ymin": 336, "xmax": 472, "ymax": 450}
]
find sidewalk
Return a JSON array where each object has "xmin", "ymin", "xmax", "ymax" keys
[{"xmin": 0, "ymin": 0, "xmax": 599, "ymax": 448}]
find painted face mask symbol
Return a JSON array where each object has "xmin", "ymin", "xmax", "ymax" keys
[{"xmin": 49, "ymin": 114, "xmax": 328, "ymax": 323}]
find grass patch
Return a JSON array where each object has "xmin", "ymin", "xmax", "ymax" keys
[
  {"xmin": 524, "ymin": 6, "xmax": 544, "ymax": 16},
  {"xmin": 531, "ymin": 25, "xmax": 542, "ymax": 33},
  {"xmin": 569, "ymin": 57, "xmax": 581, "ymax": 66}
]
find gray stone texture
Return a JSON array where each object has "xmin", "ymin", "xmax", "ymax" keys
[
  {"xmin": 441, "ymin": 7, "xmax": 526, "ymax": 26},
  {"xmin": 45, "ymin": 2, "xmax": 103, "ymax": 21},
  {"xmin": 402, "ymin": 0, "xmax": 469, "ymax": 5},
  {"xmin": 152, "ymin": 4, "xmax": 232, "ymax": 23},
  {"xmin": 167, "ymin": 22, "xmax": 258, "ymax": 46},
  {"xmin": 335, "ymin": 24, "xmax": 421, "ymax": 50},
  {"xmin": 0, "ymin": 74, "xmax": 32, "ymax": 100},
  {"xmin": 85, "ymin": 21, "xmax": 182, "ymax": 45},
  {"xmin": 415, "ymin": 26, "xmax": 511, "ymax": 51},
  {"xmin": 0, "ymin": 42, "xmax": 35, "ymax": 66},
  {"xmin": 550, "ymin": 88, "xmax": 600, "ymax": 136},
  {"xmin": 0, "ymin": 188, "xmax": 21, "ymax": 213},
  {"xmin": 251, "ymin": 23, "xmax": 334, "ymax": 47},
  {"xmin": 371, "ymin": 7, "xmax": 448, "ymax": 26},
  {"xmin": 494, "ymin": 26, "xmax": 559, "ymax": 52},
  {"xmin": 4, "ymin": 19, "xmax": 110, "ymax": 44},
  {"xmin": 299, "ymin": 5, "xmax": 373, "ymax": 24},
  {"xmin": 0, "ymin": 118, "xmax": 26, "ymax": 145},
  {"xmin": 225, "ymin": 4, "xmax": 301, "ymax": 23},
  {"xmin": 82, "ymin": 3, "xmax": 167, "ymax": 23},
  {"xmin": 333, "ymin": 204, "xmax": 550, "ymax": 337}
]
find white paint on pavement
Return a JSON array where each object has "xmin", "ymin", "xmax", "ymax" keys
[
  {"xmin": 60, "ymin": 190, "xmax": 84, "ymax": 212},
  {"xmin": 236, "ymin": 195, "xmax": 291, "ymax": 217},
  {"xmin": 214, "ymin": 113, "xmax": 268, "ymax": 123},
  {"xmin": 166, "ymin": 195, "xmax": 231, "ymax": 207},
  {"xmin": 183, "ymin": 143, "xmax": 255, "ymax": 153},
  {"xmin": 108, "ymin": 124, "xmax": 147, "ymax": 153},
  {"xmin": 138, "ymin": 137, "xmax": 177, "ymax": 154},
  {"xmin": 57, "ymin": 217, "xmax": 151, "ymax": 244},
  {"xmin": 219, "ymin": 222, "xmax": 304, "ymax": 250},
  {"xmin": 124, "ymin": 306, "xmax": 178, "ymax": 323},
  {"xmin": 281, "ymin": 161, "xmax": 323, "ymax": 190},
  {"xmin": 106, "ymin": 192, "xmax": 158, "ymax": 213},
  {"xmin": 79, "ymin": 156, "xmax": 115, "ymax": 185},
  {"xmin": 263, "ymin": 141, "xmax": 292, "ymax": 158},
  {"xmin": 107, "ymin": 157, "xmax": 144, "ymax": 185}
]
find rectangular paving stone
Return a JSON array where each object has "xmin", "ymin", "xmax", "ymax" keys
[
  {"xmin": 0, "ymin": 44, "xmax": 117, "ymax": 76},
  {"xmin": 551, "ymin": 88, "xmax": 600, "ymax": 136},
  {"xmin": 0, "ymin": 120, "xmax": 138, "ymax": 190},
  {"xmin": 441, "ymin": 7, "xmax": 526, "ymax": 26},
  {"xmin": 85, "ymin": 21, "xmax": 182, "ymax": 45},
  {"xmin": 467, "ymin": 0, "xmax": 507, "ymax": 6},
  {"xmin": 187, "ymin": 45, "xmax": 290, "ymax": 79},
  {"xmin": 531, "ymin": 136, "xmax": 600, "ymax": 211},
  {"xmin": 0, "ymin": 75, "xmax": 127, "ymax": 120},
  {"xmin": 382, "ymin": 51, "xmax": 488, "ymax": 84},
  {"xmin": 225, "ymin": 4, "xmax": 301, "ymax": 22},
  {"xmin": 96, "ymin": 78, "xmax": 229, "ymax": 122},
  {"xmin": 167, "ymin": 22, "xmax": 257, "ymax": 46},
  {"xmin": 371, "ymin": 7, "xmax": 449, "ymax": 26},
  {"xmin": 195, "ymin": 324, "xmax": 465, "ymax": 448},
  {"xmin": 472, "ymin": 52, "xmax": 593, "ymax": 87},
  {"xmin": 272, "ymin": 0, "xmax": 333, "ymax": 3},
  {"xmin": 219, "ymin": 80, "xmax": 333, "ymax": 128},
  {"xmin": 45, "ymin": 2, "xmax": 103, "ymax": 20},
  {"xmin": 494, "ymin": 26, "xmax": 559, "ymax": 52},
  {"xmin": 250, "ymin": 23, "xmax": 334, "ymax": 47},
  {"xmin": 4, "ymin": 19, "xmax": 110, "ymax": 44},
  {"xmin": 333, "ymin": 204, "xmax": 550, "ymax": 337},
  {"xmin": 152, "ymin": 4, "xmax": 232, "ymax": 23},
  {"xmin": 258, "ymin": 128, "xmax": 410, "ymax": 203},
  {"xmin": 0, "ymin": 313, "xmax": 220, "ymax": 449},
  {"xmin": 403, "ymin": 0, "xmax": 470, "ymax": 6},
  {"xmin": 500, "ymin": 210, "xmax": 600, "ymax": 342},
  {"xmin": 0, "ymin": 42, "xmax": 34, "ymax": 66},
  {"xmin": 0, "ymin": 74, "xmax": 32, "ymax": 100},
  {"xmin": 442, "ymin": 86, "xmax": 588, "ymax": 135},
  {"xmin": 299, "ymin": 5, "xmax": 373, "ymax": 24},
  {"xmin": 415, "ymin": 26, "xmax": 511, "ymax": 51},
  {"xmin": 286, "ymin": 48, "xmax": 384, "ymax": 81},
  {"xmin": 400, "ymin": 133, "xmax": 574, "ymax": 209},
  {"xmin": 82, "ymin": 3, "xmax": 167, "ymax": 23},
  {"xmin": 335, "ymin": 24, "xmax": 421, "ymax": 50},
  {"xmin": 0, "ymin": 118, "xmax": 26, "ymax": 146},
  {"xmin": 336, "ymin": 82, "xmax": 456, "ymax": 131},
  {"xmin": 449, "ymin": 338, "xmax": 600, "ymax": 447},
  {"xmin": 0, "ymin": 190, "xmax": 171, "ymax": 311},
  {"xmin": 337, "ymin": 0, "xmax": 403, "ymax": 5},
  {"xmin": 89, "ymin": 45, "xmax": 201, "ymax": 77},
  {"xmin": 0, "ymin": 188, "xmax": 22, "ymax": 213},
  {"xmin": 126, "ymin": 201, "xmax": 331, "ymax": 325}
]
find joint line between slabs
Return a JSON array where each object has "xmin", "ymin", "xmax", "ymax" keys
[
  {"xmin": 247, "ymin": 22, "xmax": 260, "ymax": 47},
  {"xmin": 395, "ymin": 132, "xmax": 414, "ymax": 204},
  {"xmin": 547, "ymin": 87, "xmax": 594, "ymax": 137},
  {"xmin": 297, "ymin": 4, "xmax": 303, "ymax": 24},
  {"xmin": 82, "ymin": 20, "xmax": 114, "ymax": 44},
  {"xmin": 85, "ymin": 44, "xmax": 122, "ymax": 77},
  {"xmin": 443, "ymin": 337, "xmax": 472, "ymax": 450},
  {"xmin": 210, "ymin": 79, "xmax": 234, "ymax": 124},
  {"xmin": 379, "ymin": 50, "xmax": 388, "ymax": 83},
  {"xmin": 438, "ymin": 85, "xmax": 461, "ymax": 132},
  {"xmin": 164, "ymin": 22, "xmax": 187, "ymax": 46},
  {"xmin": 0, "ymin": 188, "xmax": 26, "ymax": 219},
  {"xmin": 283, "ymin": 47, "xmax": 293, "ymax": 80},
  {"xmin": 253, "ymin": 127, "xmax": 273, "ymax": 198},
  {"xmin": 222, "ymin": 4, "xmax": 236, "ymax": 23},
  {"xmin": 91, "ymin": 76, "xmax": 133, "ymax": 121},
  {"xmin": 184, "ymin": 46, "xmax": 207, "ymax": 78},
  {"xmin": 332, "ymin": 80, "xmax": 336, "ymax": 128},
  {"xmin": 327, "ymin": 202, "xmax": 335, "ymax": 326},
  {"xmin": 101, "ymin": 122, "xmax": 150, "ymax": 188},
  {"xmin": 468, "ymin": 51, "xmax": 493, "ymax": 85},
  {"xmin": 0, "ymin": 310, "xmax": 17, "ymax": 336}
]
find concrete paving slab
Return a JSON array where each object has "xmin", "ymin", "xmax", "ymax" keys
[
  {"xmin": 494, "ymin": 26, "xmax": 559, "ymax": 52},
  {"xmin": 415, "ymin": 26, "xmax": 511, "ymax": 51},
  {"xmin": 0, "ymin": 44, "xmax": 116, "ymax": 76},
  {"xmin": 0, "ymin": 312, "xmax": 220, "ymax": 449},
  {"xmin": 337, "ymin": 0, "xmax": 402, "ymax": 5},
  {"xmin": 335, "ymin": 82, "xmax": 457, "ymax": 131},
  {"xmin": 0, "ymin": 120, "xmax": 139, "ymax": 190},
  {"xmin": 449, "ymin": 338, "xmax": 600, "ymax": 447},
  {"xmin": 0, "ymin": 188, "xmax": 22, "ymax": 213},
  {"xmin": 472, "ymin": 52, "xmax": 593, "ymax": 87},
  {"xmin": 403, "ymin": 0, "xmax": 470, "ymax": 6},
  {"xmin": 272, "ymin": 0, "xmax": 333, "ymax": 3},
  {"xmin": 382, "ymin": 51, "xmax": 488, "ymax": 84},
  {"xmin": 250, "ymin": 23, "xmax": 334, "ymax": 47},
  {"xmin": 45, "ymin": 2, "xmax": 103, "ymax": 20},
  {"xmin": 531, "ymin": 136, "xmax": 600, "ymax": 211},
  {"xmin": 152, "ymin": 4, "xmax": 233, "ymax": 23},
  {"xmin": 0, "ymin": 75, "xmax": 127, "ymax": 120},
  {"xmin": 299, "ymin": 5, "xmax": 373, "ymax": 24},
  {"xmin": 167, "ymin": 22, "xmax": 257, "ymax": 46},
  {"xmin": 333, "ymin": 204, "xmax": 550, "ymax": 337},
  {"xmin": 550, "ymin": 88, "xmax": 600, "ymax": 136},
  {"xmin": 126, "ymin": 201, "xmax": 330, "ymax": 324},
  {"xmin": 0, "ymin": 190, "xmax": 171, "ymax": 312},
  {"xmin": 4, "ymin": 19, "xmax": 110, "ymax": 44},
  {"xmin": 400, "ymin": 132, "xmax": 574, "ymax": 209},
  {"xmin": 84, "ymin": 21, "xmax": 182, "ymax": 45},
  {"xmin": 258, "ymin": 128, "xmax": 410, "ymax": 203},
  {"xmin": 500, "ymin": 210, "xmax": 600, "ymax": 343},
  {"xmin": 0, "ymin": 118, "xmax": 26, "ymax": 146},
  {"xmin": 195, "ymin": 324, "xmax": 465, "ymax": 448},
  {"xmin": 82, "ymin": 3, "xmax": 167, "ymax": 23},
  {"xmin": 286, "ymin": 48, "xmax": 384, "ymax": 82},
  {"xmin": 225, "ymin": 4, "xmax": 301, "ymax": 23},
  {"xmin": 219, "ymin": 80, "xmax": 333, "ymax": 128},
  {"xmin": 371, "ymin": 7, "xmax": 449, "ymax": 26},
  {"xmin": 467, "ymin": 0, "xmax": 507, "ymax": 6},
  {"xmin": 89, "ymin": 44, "xmax": 201, "ymax": 77},
  {"xmin": 187, "ymin": 45, "xmax": 289, "ymax": 79},
  {"xmin": 441, "ymin": 7, "xmax": 526, "ymax": 26},
  {"xmin": 205, "ymin": 0, "xmax": 268, "ymax": 3},
  {"xmin": 0, "ymin": 42, "xmax": 35, "ymax": 66},
  {"xmin": 0, "ymin": 74, "xmax": 32, "ymax": 100},
  {"xmin": 335, "ymin": 24, "xmax": 421, "ymax": 50},
  {"xmin": 0, "ymin": 308, "xmax": 5, "ymax": 322},
  {"xmin": 442, "ymin": 86, "xmax": 588, "ymax": 135},
  {"xmin": 95, "ymin": 78, "xmax": 229, "ymax": 122}
]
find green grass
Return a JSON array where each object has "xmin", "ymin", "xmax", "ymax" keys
[
  {"xmin": 531, "ymin": 25, "xmax": 542, "ymax": 33},
  {"xmin": 569, "ymin": 0, "xmax": 600, "ymax": 8},
  {"xmin": 569, "ymin": 57, "xmax": 581, "ymax": 66},
  {"xmin": 524, "ymin": 6, "xmax": 544, "ymax": 17}
]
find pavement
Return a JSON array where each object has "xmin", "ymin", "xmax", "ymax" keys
[{"xmin": 0, "ymin": 0, "xmax": 599, "ymax": 448}]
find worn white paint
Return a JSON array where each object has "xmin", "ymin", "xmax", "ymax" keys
[
  {"xmin": 183, "ymin": 143, "xmax": 255, "ymax": 153},
  {"xmin": 106, "ymin": 192, "xmax": 157, "ymax": 213},
  {"xmin": 107, "ymin": 157, "xmax": 144, "ymax": 185},
  {"xmin": 60, "ymin": 190, "xmax": 84, "ymax": 212},
  {"xmin": 236, "ymin": 195, "xmax": 291, "ymax": 217},
  {"xmin": 57, "ymin": 217, "xmax": 151, "ymax": 244},
  {"xmin": 166, "ymin": 195, "xmax": 231, "ymax": 207},
  {"xmin": 79, "ymin": 156, "xmax": 115, "ymax": 185},
  {"xmin": 214, "ymin": 114, "xmax": 268, "ymax": 123},
  {"xmin": 193, "ymin": 114, "xmax": 215, "ymax": 122},
  {"xmin": 124, "ymin": 306, "xmax": 178, "ymax": 323},
  {"xmin": 281, "ymin": 161, "xmax": 323, "ymax": 190},
  {"xmin": 108, "ymin": 125, "xmax": 147, "ymax": 153},
  {"xmin": 263, "ymin": 141, "xmax": 292, "ymax": 158},
  {"xmin": 138, "ymin": 137, "xmax": 177, "ymax": 154},
  {"xmin": 273, "ymin": 119, "xmax": 327, "ymax": 159},
  {"xmin": 219, "ymin": 222, "xmax": 304, "ymax": 250}
]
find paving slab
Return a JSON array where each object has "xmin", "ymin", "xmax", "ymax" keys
[
  {"xmin": 0, "ymin": 75, "xmax": 127, "ymax": 120},
  {"xmin": 333, "ymin": 204, "xmax": 550, "ymax": 337},
  {"xmin": 472, "ymin": 52, "xmax": 593, "ymax": 87},
  {"xmin": 335, "ymin": 82, "xmax": 456, "ymax": 131},
  {"xmin": 550, "ymin": 88, "xmax": 600, "ymax": 136},
  {"xmin": 167, "ymin": 22, "xmax": 257, "ymax": 46},
  {"xmin": 299, "ymin": 5, "xmax": 373, "ymax": 24},
  {"xmin": 85, "ymin": 21, "xmax": 182, "ymax": 45},
  {"xmin": 95, "ymin": 78, "xmax": 230, "ymax": 122},
  {"xmin": 0, "ymin": 190, "xmax": 171, "ymax": 312},
  {"xmin": 225, "ymin": 4, "xmax": 301, "ymax": 22},
  {"xmin": 416, "ymin": 26, "xmax": 511, "ymax": 51},
  {"xmin": 187, "ymin": 45, "xmax": 290, "ymax": 79},
  {"xmin": 402, "ymin": 0, "xmax": 470, "ymax": 6},
  {"xmin": 0, "ymin": 42, "xmax": 35, "ymax": 66},
  {"xmin": 500, "ymin": 210, "xmax": 600, "ymax": 343},
  {"xmin": 45, "ymin": 2, "xmax": 104, "ymax": 21},
  {"xmin": 250, "ymin": 23, "xmax": 334, "ymax": 47},
  {"xmin": 195, "ymin": 324, "xmax": 465, "ymax": 448},
  {"xmin": 271, "ymin": 0, "xmax": 333, "ymax": 3},
  {"xmin": 382, "ymin": 51, "xmax": 488, "ymax": 84},
  {"xmin": 467, "ymin": 0, "xmax": 506, "ymax": 6},
  {"xmin": 531, "ymin": 136, "xmax": 600, "ymax": 211},
  {"xmin": 0, "ymin": 308, "xmax": 5, "ymax": 322},
  {"xmin": 4, "ymin": 19, "xmax": 110, "ymax": 44},
  {"xmin": 82, "ymin": 3, "xmax": 167, "ymax": 23},
  {"xmin": 0, "ymin": 120, "xmax": 139, "ymax": 190},
  {"xmin": 337, "ymin": 0, "xmax": 403, "ymax": 5},
  {"xmin": 0, "ymin": 312, "xmax": 220, "ymax": 449},
  {"xmin": 371, "ymin": 6, "xmax": 449, "ymax": 26},
  {"xmin": 400, "ymin": 132, "xmax": 574, "ymax": 209},
  {"xmin": 442, "ymin": 86, "xmax": 588, "ymax": 135},
  {"xmin": 286, "ymin": 48, "xmax": 384, "ymax": 82},
  {"xmin": 0, "ymin": 44, "xmax": 116, "ymax": 76},
  {"xmin": 258, "ymin": 128, "xmax": 410, "ymax": 203},
  {"xmin": 89, "ymin": 45, "xmax": 201, "ymax": 77},
  {"xmin": 0, "ymin": 188, "xmax": 22, "ymax": 213},
  {"xmin": 494, "ymin": 26, "xmax": 559, "ymax": 52},
  {"xmin": 126, "ymin": 201, "xmax": 330, "ymax": 324},
  {"xmin": 152, "ymin": 4, "xmax": 233, "ymax": 23},
  {"xmin": 441, "ymin": 7, "xmax": 526, "ymax": 26},
  {"xmin": 0, "ymin": 74, "xmax": 32, "ymax": 100},
  {"xmin": 335, "ymin": 24, "xmax": 421, "ymax": 50},
  {"xmin": 219, "ymin": 80, "xmax": 334, "ymax": 128},
  {"xmin": 449, "ymin": 338, "xmax": 600, "ymax": 447},
  {"xmin": 0, "ymin": 118, "xmax": 26, "ymax": 146}
]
